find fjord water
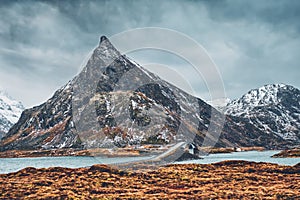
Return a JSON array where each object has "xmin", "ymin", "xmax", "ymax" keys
[
  {"xmin": 175, "ymin": 150, "xmax": 300, "ymax": 166},
  {"xmin": 0, "ymin": 156, "xmax": 153, "ymax": 174},
  {"xmin": 0, "ymin": 150, "xmax": 299, "ymax": 174}
]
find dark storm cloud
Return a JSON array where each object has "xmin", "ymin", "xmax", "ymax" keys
[
  {"xmin": 203, "ymin": 0, "xmax": 300, "ymax": 32},
  {"xmin": 0, "ymin": 0, "xmax": 91, "ymax": 106},
  {"xmin": 41, "ymin": 0, "xmax": 164, "ymax": 35},
  {"xmin": 0, "ymin": 0, "xmax": 299, "ymax": 107}
]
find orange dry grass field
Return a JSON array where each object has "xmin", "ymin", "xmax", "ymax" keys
[{"xmin": 0, "ymin": 160, "xmax": 299, "ymax": 199}]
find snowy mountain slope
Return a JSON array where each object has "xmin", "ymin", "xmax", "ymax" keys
[
  {"xmin": 207, "ymin": 98, "xmax": 231, "ymax": 112},
  {"xmin": 225, "ymin": 84, "xmax": 300, "ymax": 142},
  {"xmin": 0, "ymin": 91, "xmax": 24, "ymax": 138}
]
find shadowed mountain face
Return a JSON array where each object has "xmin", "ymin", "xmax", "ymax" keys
[{"xmin": 0, "ymin": 37, "xmax": 298, "ymax": 152}]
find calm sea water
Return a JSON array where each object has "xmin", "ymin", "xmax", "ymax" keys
[
  {"xmin": 0, "ymin": 156, "xmax": 153, "ymax": 174},
  {"xmin": 0, "ymin": 150, "xmax": 299, "ymax": 174},
  {"xmin": 176, "ymin": 150, "xmax": 300, "ymax": 166}
]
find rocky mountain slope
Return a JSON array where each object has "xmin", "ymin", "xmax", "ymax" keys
[
  {"xmin": 225, "ymin": 84, "xmax": 300, "ymax": 145},
  {"xmin": 0, "ymin": 36, "xmax": 298, "ymax": 153},
  {"xmin": 0, "ymin": 91, "xmax": 24, "ymax": 139}
]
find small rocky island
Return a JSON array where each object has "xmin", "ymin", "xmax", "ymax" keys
[{"xmin": 272, "ymin": 148, "xmax": 300, "ymax": 158}]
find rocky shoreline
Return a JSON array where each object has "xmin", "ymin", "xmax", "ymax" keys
[
  {"xmin": 0, "ymin": 160, "xmax": 299, "ymax": 199},
  {"xmin": 272, "ymin": 148, "xmax": 300, "ymax": 158},
  {"xmin": 202, "ymin": 146, "xmax": 265, "ymax": 154},
  {"xmin": 0, "ymin": 148, "xmax": 90, "ymax": 158},
  {"xmin": 0, "ymin": 147, "xmax": 201, "ymax": 163},
  {"xmin": 0, "ymin": 146, "xmax": 267, "ymax": 158}
]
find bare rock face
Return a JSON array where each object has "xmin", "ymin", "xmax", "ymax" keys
[{"xmin": 0, "ymin": 36, "xmax": 298, "ymax": 152}]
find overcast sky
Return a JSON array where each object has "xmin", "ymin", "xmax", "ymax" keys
[{"xmin": 0, "ymin": 0, "xmax": 299, "ymax": 108}]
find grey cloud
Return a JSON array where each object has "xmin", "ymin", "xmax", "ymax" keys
[
  {"xmin": 0, "ymin": 0, "xmax": 299, "ymax": 107},
  {"xmin": 203, "ymin": 0, "xmax": 300, "ymax": 32}
]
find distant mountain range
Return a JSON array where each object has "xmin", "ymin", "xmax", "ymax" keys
[
  {"xmin": 0, "ymin": 91, "xmax": 24, "ymax": 139},
  {"xmin": 0, "ymin": 36, "xmax": 299, "ymax": 153},
  {"xmin": 207, "ymin": 98, "xmax": 230, "ymax": 113}
]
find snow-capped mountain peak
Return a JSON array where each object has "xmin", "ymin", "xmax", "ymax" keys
[
  {"xmin": 225, "ymin": 84, "xmax": 300, "ymax": 142},
  {"xmin": 0, "ymin": 91, "xmax": 25, "ymax": 134},
  {"xmin": 225, "ymin": 84, "xmax": 296, "ymax": 115}
]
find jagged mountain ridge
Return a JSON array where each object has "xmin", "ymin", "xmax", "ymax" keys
[
  {"xmin": 0, "ymin": 91, "xmax": 24, "ymax": 139},
  {"xmin": 0, "ymin": 37, "xmax": 298, "ymax": 152},
  {"xmin": 225, "ymin": 84, "xmax": 300, "ymax": 142}
]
